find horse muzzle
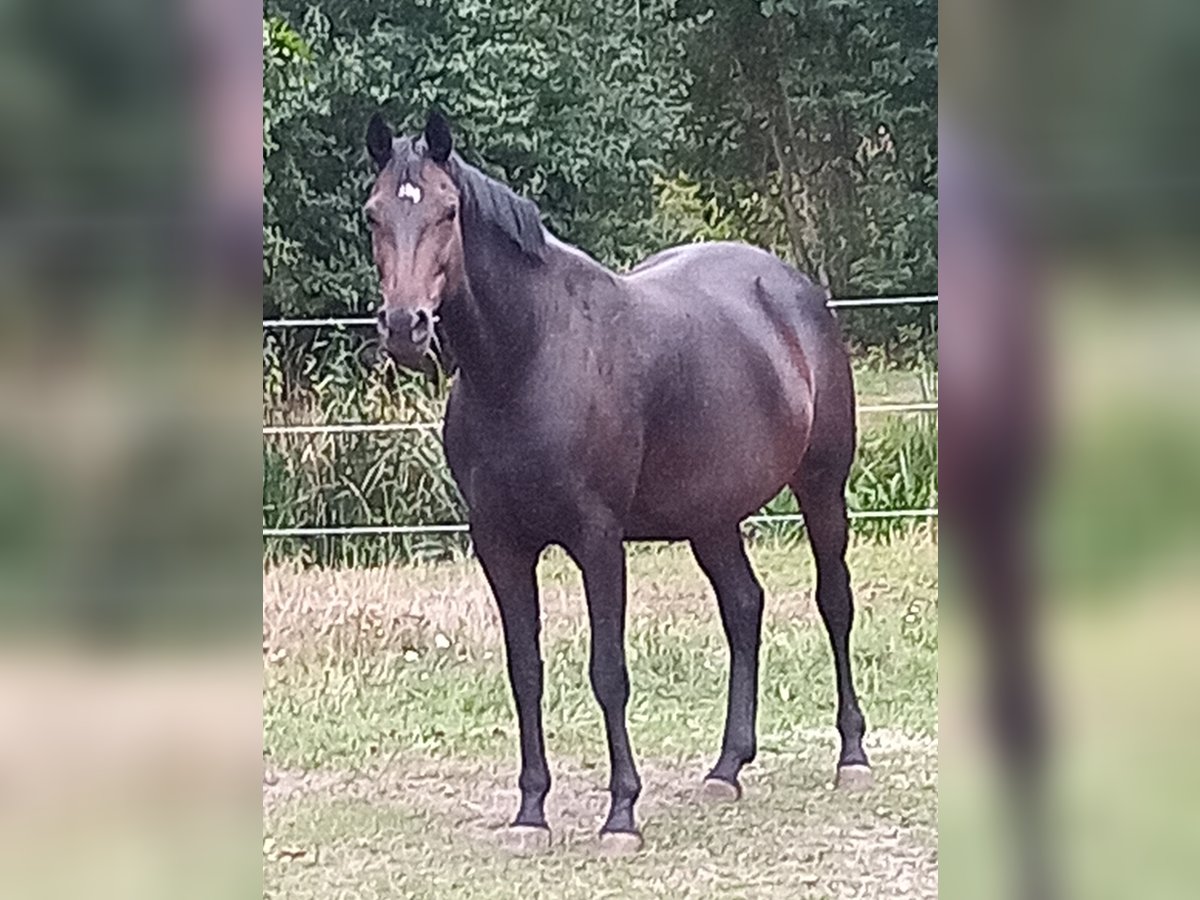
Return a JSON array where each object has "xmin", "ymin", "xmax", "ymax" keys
[{"xmin": 378, "ymin": 307, "xmax": 435, "ymax": 369}]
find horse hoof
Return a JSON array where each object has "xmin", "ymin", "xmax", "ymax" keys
[
  {"xmin": 700, "ymin": 777, "xmax": 741, "ymax": 803},
  {"xmin": 835, "ymin": 764, "xmax": 874, "ymax": 791},
  {"xmin": 497, "ymin": 824, "xmax": 552, "ymax": 855},
  {"xmin": 597, "ymin": 830, "xmax": 644, "ymax": 857}
]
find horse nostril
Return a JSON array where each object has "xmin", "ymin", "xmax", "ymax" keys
[
  {"xmin": 377, "ymin": 309, "xmax": 387, "ymax": 329},
  {"xmin": 411, "ymin": 308, "xmax": 432, "ymax": 344}
]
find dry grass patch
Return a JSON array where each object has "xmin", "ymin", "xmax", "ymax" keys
[{"xmin": 263, "ymin": 529, "xmax": 937, "ymax": 661}]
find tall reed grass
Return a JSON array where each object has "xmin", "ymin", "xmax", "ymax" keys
[{"xmin": 263, "ymin": 335, "xmax": 937, "ymax": 566}]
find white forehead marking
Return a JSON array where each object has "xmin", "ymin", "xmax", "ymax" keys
[{"xmin": 396, "ymin": 181, "xmax": 423, "ymax": 203}]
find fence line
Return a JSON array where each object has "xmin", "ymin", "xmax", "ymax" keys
[
  {"xmin": 261, "ymin": 401, "xmax": 938, "ymax": 437},
  {"xmin": 824, "ymin": 294, "xmax": 938, "ymax": 309},
  {"xmin": 260, "ymin": 294, "xmax": 938, "ymax": 330},
  {"xmin": 264, "ymin": 316, "xmax": 376, "ymax": 329},
  {"xmin": 263, "ymin": 422, "xmax": 440, "ymax": 436},
  {"xmin": 264, "ymin": 524, "xmax": 471, "ymax": 537},
  {"xmin": 261, "ymin": 293, "xmax": 938, "ymax": 540},
  {"xmin": 262, "ymin": 507, "xmax": 939, "ymax": 538}
]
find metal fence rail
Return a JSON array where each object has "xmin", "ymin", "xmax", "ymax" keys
[
  {"xmin": 262, "ymin": 294, "xmax": 938, "ymax": 538},
  {"xmin": 260, "ymin": 294, "xmax": 939, "ymax": 329},
  {"xmin": 262, "ymin": 401, "xmax": 939, "ymax": 437},
  {"xmin": 262, "ymin": 508, "xmax": 939, "ymax": 538}
]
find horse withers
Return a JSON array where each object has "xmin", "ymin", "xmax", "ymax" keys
[{"xmin": 363, "ymin": 109, "xmax": 871, "ymax": 854}]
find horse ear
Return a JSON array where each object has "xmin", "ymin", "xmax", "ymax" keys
[
  {"xmin": 424, "ymin": 109, "xmax": 453, "ymax": 163},
  {"xmin": 366, "ymin": 113, "xmax": 393, "ymax": 170}
]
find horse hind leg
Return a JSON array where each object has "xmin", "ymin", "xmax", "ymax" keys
[
  {"xmin": 791, "ymin": 460, "xmax": 872, "ymax": 788},
  {"xmin": 690, "ymin": 526, "xmax": 765, "ymax": 800}
]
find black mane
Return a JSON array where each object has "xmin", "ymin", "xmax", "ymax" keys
[{"xmin": 450, "ymin": 156, "xmax": 547, "ymax": 262}]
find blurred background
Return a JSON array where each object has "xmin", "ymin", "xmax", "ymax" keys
[
  {"xmin": 0, "ymin": 0, "xmax": 260, "ymax": 896},
  {"xmin": 941, "ymin": 0, "xmax": 1200, "ymax": 898}
]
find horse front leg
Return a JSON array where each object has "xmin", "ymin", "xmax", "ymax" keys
[
  {"xmin": 473, "ymin": 526, "xmax": 552, "ymax": 852},
  {"xmin": 567, "ymin": 523, "xmax": 643, "ymax": 854}
]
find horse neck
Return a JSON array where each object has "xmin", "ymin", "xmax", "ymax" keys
[{"xmin": 441, "ymin": 223, "xmax": 549, "ymax": 398}]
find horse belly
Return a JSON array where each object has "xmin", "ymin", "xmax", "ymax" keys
[{"xmin": 627, "ymin": 399, "xmax": 811, "ymax": 538}]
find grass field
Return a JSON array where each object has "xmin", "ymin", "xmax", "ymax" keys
[{"xmin": 263, "ymin": 530, "xmax": 937, "ymax": 898}]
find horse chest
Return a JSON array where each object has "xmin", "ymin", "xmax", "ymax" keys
[{"xmin": 445, "ymin": 419, "xmax": 583, "ymax": 528}]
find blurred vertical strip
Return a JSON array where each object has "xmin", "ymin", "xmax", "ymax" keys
[
  {"xmin": 187, "ymin": 0, "xmax": 263, "ymax": 297},
  {"xmin": 941, "ymin": 1, "xmax": 1200, "ymax": 898},
  {"xmin": 939, "ymin": 116, "xmax": 1053, "ymax": 900},
  {"xmin": 0, "ymin": 0, "xmax": 261, "ymax": 897},
  {"xmin": 0, "ymin": 0, "xmax": 261, "ymax": 640}
]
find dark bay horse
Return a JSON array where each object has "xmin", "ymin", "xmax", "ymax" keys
[{"xmin": 364, "ymin": 110, "xmax": 870, "ymax": 853}]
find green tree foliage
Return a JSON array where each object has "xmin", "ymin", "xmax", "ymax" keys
[
  {"xmin": 263, "ymin": 0, "xmax": 689, "ymax": 318},
  {"xmin": 263, "ymin": 0, "xmax": 936, "ymax": 349},
  {"xmin": 679, "ymin": 1, "xmax": 936, "ymax": 289},
  {"xmin": 671, "ymin": 0, "xmax": 937, "ymax": 345},
  {"xmin": 262, "ymin": 0, "xmax": 940, "ymax": 345}
]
